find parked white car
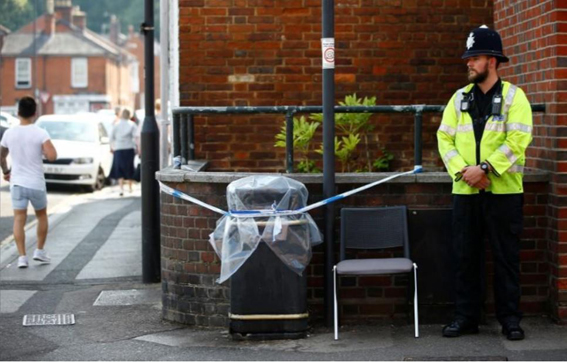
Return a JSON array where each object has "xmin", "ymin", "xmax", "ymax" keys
[
  {"xmin": 0, "ymin": 112, "xmax": 20, "ymax": 141},
  {"xmin": 0, "ymin": 111, "xmax": 20, "ymax": 127},
  {"xmin": 35, "ymin": 114, "xmax": 113, "ymax": 191}
]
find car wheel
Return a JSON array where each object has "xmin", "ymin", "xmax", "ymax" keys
[{"xmin": 87, "ymin": 167, "xmax": 105, "ymax": 192}]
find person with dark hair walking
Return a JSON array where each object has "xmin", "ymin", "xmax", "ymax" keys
[
  {"xmin": 110, "ymin": 108, "xmax": 138, "ymax": 196},
  {"xmin": 437, "ymin": 25, "xmax": 533, "ymax": 341},
  {"xmin": 0, "ymin": 96, "xmax": 57, "ymax": 268}
]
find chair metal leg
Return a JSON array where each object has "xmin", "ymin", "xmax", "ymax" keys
[
  {"xmin": 413, "ymin": 263, "xmax": 419, "ymax": 338},
  {"xmin": 333, "ymin": 265, "xmax": 338, "ymax": 340}
]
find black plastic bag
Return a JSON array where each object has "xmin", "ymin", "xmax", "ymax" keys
[{"xmin": 133, "ymin": 164, "xmax": 141, "ymax": 182}]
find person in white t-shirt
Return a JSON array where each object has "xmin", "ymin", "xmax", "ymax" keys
[{"xmin": 0, "ymin": 97, "xmax": 57, "ymax": 268}]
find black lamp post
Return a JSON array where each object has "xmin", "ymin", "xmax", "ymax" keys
[
  {"xmin": 141, "ymin": 0, "xmax": 160, "ymax": 283},
  {"xmin": 322, "ymin": 0, "xmax": 335, "ymax": 327}
]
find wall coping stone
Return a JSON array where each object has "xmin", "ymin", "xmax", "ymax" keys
[{"xmin": 156, "ymin": 168, "xmax": 549, "ymax": 184}]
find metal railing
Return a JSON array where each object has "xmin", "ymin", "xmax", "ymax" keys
[{"xmin": 171, "ymin": 104, "xmax": 545, "ymax": 173}]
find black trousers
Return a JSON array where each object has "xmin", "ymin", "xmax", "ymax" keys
[{"xmin": 452, "ymin": 193, "xmax": 524, "ymax": 325}]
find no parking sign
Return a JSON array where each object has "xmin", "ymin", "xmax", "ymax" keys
[{"xmin": 321, "ymin": 38, "xmax": 335, "ymax": 69}]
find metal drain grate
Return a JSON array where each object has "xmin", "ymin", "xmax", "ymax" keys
[{"xmin": 23, "ymin": 314, "xmax": 75, "ymax": 326}]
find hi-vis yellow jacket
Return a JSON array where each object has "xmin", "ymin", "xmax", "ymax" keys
[{"xmin": 437, "ymin": 81, "xmax": 533, "ymax": 195}]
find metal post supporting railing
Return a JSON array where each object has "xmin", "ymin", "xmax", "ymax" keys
[
  {"xmin": 180, "ymin": 114, "xmax": 188, "ymax": 163},
  {"xmin": 414, "ymin": 112, "xmax": 422, "ymax": 169},
  {"xmin": 173, "ymin": 113, "xmax": 180, "ymax": 159},
  {"xmin": 188, "ymin": 114, "xmax": 195, "ymax": 161},
  {"xmin": 285, "ymin": 111, "xmax": 294, "ymax": 174}
]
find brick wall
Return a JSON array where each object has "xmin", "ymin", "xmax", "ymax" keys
[
  {"xmin": 161, "ymin": 181, "xmax": 229, "ymax": 326},
  {"xmin": 495, "ymin": 0, "xmax": 567, "ymax": 322},
  {"xmin": 0, "ymin": 57, "xmax": 37, "ymax": 109},
  {"xmin": 178, "ymin": 0, "xmax": 493, "ymax": 172},
  {"xmin": 160, "ymin": 175, "xmax": 549, "ymax": 326}
]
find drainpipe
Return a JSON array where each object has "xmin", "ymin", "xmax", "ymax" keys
[{"xmin": 160, "ymin": 0, "xmax": 170, "ymax": 168}]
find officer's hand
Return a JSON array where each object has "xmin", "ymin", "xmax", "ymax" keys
[
  {"xmin": 3, "ymin": 173, "xmax": 10, "ymax": 182},
  {"xmin": 461, "ymin": 165, "xmax": 485, "ymax": 187},
  {"xmin": 473, "ymin": 174, "xmax": 490, "ymax": 190}
]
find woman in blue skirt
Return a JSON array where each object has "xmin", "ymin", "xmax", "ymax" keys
[{"xmin": 110, "ymin": 108, "xmax": 138, "ymax": 196}]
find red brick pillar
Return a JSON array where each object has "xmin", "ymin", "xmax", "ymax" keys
[{"xmin": 495, "ymin": 0, "xmax": 567, "ymax": 322}]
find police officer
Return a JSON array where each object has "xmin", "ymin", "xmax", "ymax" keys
[{"xmin": 437, "ymin": 25, "xmax": 533, "ymax": 340}]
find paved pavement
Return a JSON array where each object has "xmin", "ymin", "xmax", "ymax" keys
[
  {"xmin": 0, "ymin": 182, "xmax": 76, "ymax": 243},
  {"xmin": 1, "ymin": 185, "xmax": 566, "ymax": 361}
]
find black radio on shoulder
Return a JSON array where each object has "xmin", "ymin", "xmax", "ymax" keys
[
  {"xmin": 491, "ymin": 94, "xmax": 503, "ymax": 116},
  {"xmin": 460, "ymin": 92, "xmax": 474, "ymax": 112}
]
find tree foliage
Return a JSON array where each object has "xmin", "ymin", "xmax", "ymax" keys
[
  {"xmin": 0, "ymin": 0, "xmax": 160, "ymax": 37},
  {"xmin": 73, "ymin": 0, "xmax": 160, "ymax": 38},
  {"xmin": 0, "ymin": 0, "xmax": 45, "ymax": 32}
]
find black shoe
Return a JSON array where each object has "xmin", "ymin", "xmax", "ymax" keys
[
  {"xmin": 502, "ymin": 322, "xmax": 524, "ymax": 341},
  {"xmin": 442, "ymin": 319, "xmax": 479, "ymax": 337}
]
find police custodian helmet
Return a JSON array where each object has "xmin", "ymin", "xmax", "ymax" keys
[{"xmin": 461, "ymin": 25, "xmax": 509, "ymax": 63}]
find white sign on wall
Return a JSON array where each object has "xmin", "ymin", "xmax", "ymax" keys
[{"xmin": 321, "ymin": 38, "xmax": 335, "ymax": 69}]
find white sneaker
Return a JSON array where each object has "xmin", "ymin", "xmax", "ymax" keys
[
  {"xmin": 33, "ymin": 249, "xmax": 51, "ymax": 263},
  {"xmin": 17, "ymin": 256, "xmax": 28, "ymax": 268}
]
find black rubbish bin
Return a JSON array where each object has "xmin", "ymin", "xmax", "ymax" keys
[
  {"xmin": 215, "ymin": 176, "xmax": 321, "ymax": 340},
  {"xmin": 230, "ymin": 242, "xmax": 308, "ymax": 340}
]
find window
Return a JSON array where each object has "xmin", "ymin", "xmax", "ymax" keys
[
  {"xmin": 15, "ymin": 58, "xmax": 31, "ymax": 88},
  {"xmin": 71, "ymin": 58, "xmax": 88, "ymax": 88}
]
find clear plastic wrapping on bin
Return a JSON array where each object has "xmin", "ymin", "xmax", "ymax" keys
[{"xmin": 209, "ymin": 175, "xmax": 322, "ymax": 283}]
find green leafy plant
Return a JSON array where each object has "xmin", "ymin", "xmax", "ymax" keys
[
  {"xmin": 274, "ymin": 93, "xmax": 394, "ymax": 173},
  {"xmin": 315, "ymin": 134, "xmax": 361, "ymax": 172},
  {"xmin": 296, "ymin": 159, "xmax": 320, "ymax": 173},
  {"xmin": 310, "ymin": 93, "xmax": 377, "ymax": 171},
  {"xmin": 373, "ymin": 148, "xmax": 394, "ymax": 171},
  {"xmin": 275, "ymin": 116, "xmax": 321, "ymax": 173}
]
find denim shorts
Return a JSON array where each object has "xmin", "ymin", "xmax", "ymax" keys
[{"xmin": 11, "ymin": 185, "xmax": 47, "ymax": 210}]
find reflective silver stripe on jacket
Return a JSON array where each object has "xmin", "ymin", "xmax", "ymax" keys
[
  {"xmin": 443, "ymin": 149, "xmax": 459, "ymax": 165},
  {"xmin": 457, "ymin": 124, "xmax": 473, "ymax": 133},
  {"xmin": 507, "ymin": 165, "xmax": 524, "ymax": 173},
  {"xmin": 453, "ymin": 86, "xmax": 468, "ymax": 120},
  {"xmin": 506, "ymin": 122, "xmax": 532, "ymax": 133},
  {"xmin": 485, "ymin": 122, "xmax": 531, "ymax": 133},
  {"xmin": 485, "ymin": 122, "xmax": 505, "ymax": 132},
  {"xmin": 438, "ymin": 124, "xmax": 456, "ymax": 136},
  {"xmin": 498, "ymin": 144, "xmax": 518, "ymax": 164},
  {"xmin": 502, "ymin": 85, "xmax": 517, "ymax": 114}
]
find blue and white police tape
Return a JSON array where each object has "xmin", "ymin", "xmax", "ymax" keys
[
  {"xmin": 158, "ymin": 166, "xmax": 423, "ymax": 218},
  {"xmin": 158, "ymin": 182, "xmax": 227, "ymax": 215}
]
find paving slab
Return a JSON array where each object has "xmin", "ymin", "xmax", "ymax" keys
[
  {"xmin": 76, "ymin": 211, "xmax": 141, "ymax": 280},
  {"xmin": 93, "ymin": 288, "xmax": 161, "ymax": 306},
  {"xmin": 0, "ymin": 290, "xmax": 36, "ymax": 313}
]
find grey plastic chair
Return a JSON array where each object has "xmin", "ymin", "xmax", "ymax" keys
[{"xmin": 333, "ymin": 206, "xmax": 419, "ymax": 339}]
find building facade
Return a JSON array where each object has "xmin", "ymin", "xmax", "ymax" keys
[
  {"xmin": 0, "ymin": 0, "xmax": 137, "ymax": 115},
  {"xmin": 123, "ymin": 25, "xmax": 161, "ymax": 111}
]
